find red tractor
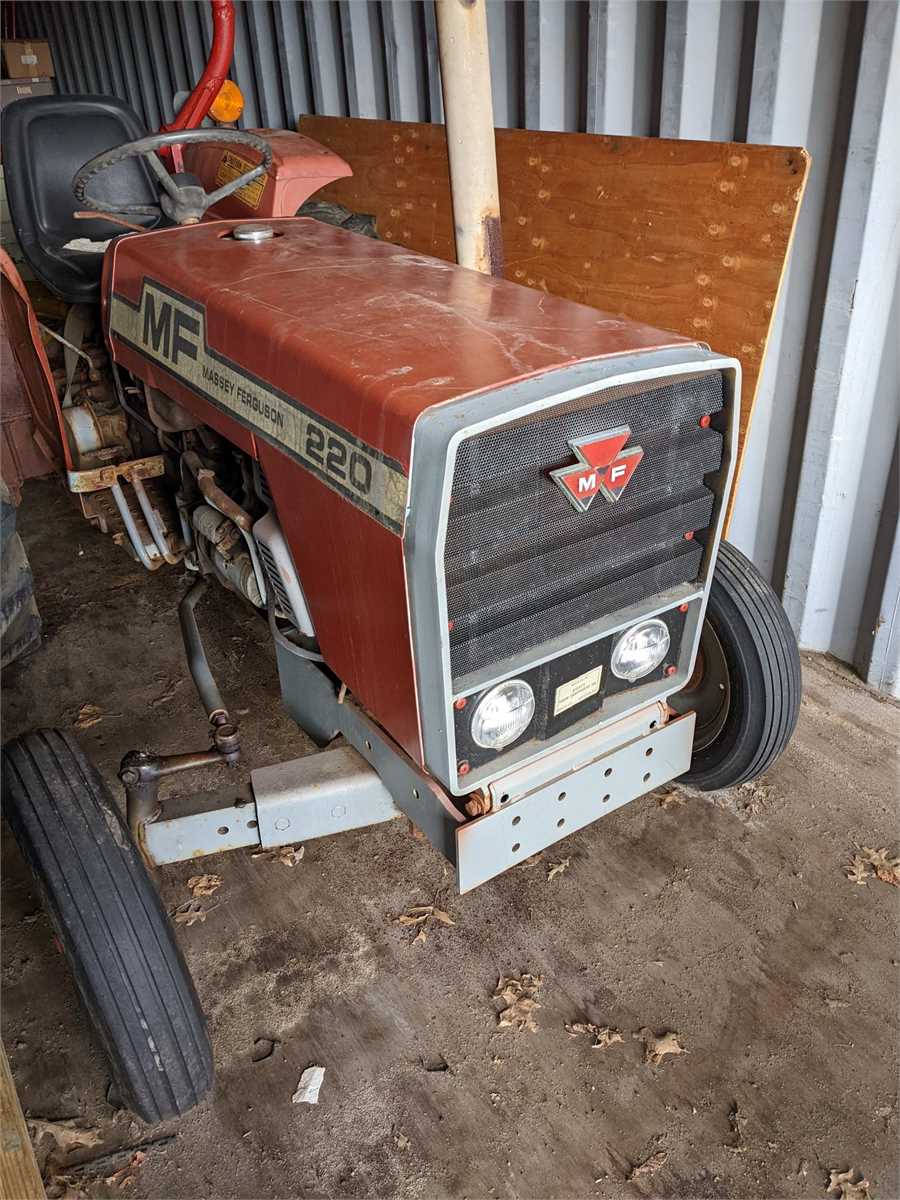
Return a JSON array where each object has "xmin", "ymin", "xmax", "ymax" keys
[{"xmin": 1, "ymin": 2, "xmax": 799, "ymax": 1125}]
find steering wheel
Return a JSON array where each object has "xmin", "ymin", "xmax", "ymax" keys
[{"xmin": 73, "ymin": 128, "xmax": 274, "ymax": 226}]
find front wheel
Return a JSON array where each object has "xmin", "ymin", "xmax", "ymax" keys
[
  {"xmin": 672, "ymin": 541, "xmax": 801, "ymax": 791},
  {"xmin": 1, "ymin": 729, "xmax": 214, "ymax": 1122}
]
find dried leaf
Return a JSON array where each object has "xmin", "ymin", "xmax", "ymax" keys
[
  {"xmin": 395, "ymin": 1132, "xmax": 410, "ymax": 1151},
  {"xmin": 657, "ymin": 788, "xmax": 686, "ymax": 810},
  {"xmin": 547, "ymin": 858, "xmax": 570, "ymax": 881},
  {"xmin": 633, "ymin": 1027, "xmax": 688, "ymax": 1066},
  {"xmin": 589, "ymin": 1026, "xmax": 624, "ymax": 1051},
  {"xmin": 565, "ymin": 1021, "xmax": 623, "ymax": 1050},
  {"xmin": 292, "ymin": 1065, "xmax": 325, "ymax": 1105},
  {"xmin": 845, "ymin": 845, "xmax": 900, "ymax": 887},
  {"xmin": 494, "ymin": 973, "xmax": 543, "ymax": 1033},
  {"xmin": 186, "ymin": 873, "xmax": 222, "ymax": 897},
  {"xmin": 628, "ymin": 1150, "xmax": 668, "ymax": 1181},
  {"xmin": 73, "ymin": 703, "xmax": 103, "ymax": 730},
  {"xmin": 278, "ymin": 844, "xmax": 305, "ymax": 867},
  {"xmin": 515, "ymin": 851, "xmax": 545, "ymax": 870},
  {"xmin": 827, "ymin": 1168, "xmax": 871, "ymax": 1200},
  {"xmin": 252, "ymin": 844, "xmax": 305, "ymax": 866},
  {"xmin": 170, "ymin": 899, "xmax": 207, "ymax": 926},
  {"xmin": 862, "ymin": 846, "xmax": 900, "ymax": 886},
  {"xmin": 394, "ymin": 902, "xmax": 455, "ymax": 942},
  {"xmin": 846, "ymin": 855, "xmax": 871, "ymax": 885}
]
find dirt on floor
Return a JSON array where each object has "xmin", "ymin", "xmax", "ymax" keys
[{"xmin": 2, "ymin": 478, "xmax": 898, "ymax": 1200}]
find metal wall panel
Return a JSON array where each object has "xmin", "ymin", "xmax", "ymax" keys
[{"xmin": 15, "ymin": 0, "xmax": 900, "ymax": 697}]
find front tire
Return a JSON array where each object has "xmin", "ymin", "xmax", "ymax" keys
[
  {"xmin": 1, "ymin": 729, "xmax": 213, "ymax": 1122},
  {"xmin": 673, "ymin": 541, "xmax": 801, "ymax": 791}
]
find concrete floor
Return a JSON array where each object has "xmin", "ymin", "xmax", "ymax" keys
[{"xmin": 2, "ymin": 478, "xmax": 898, "ymax": 1200}]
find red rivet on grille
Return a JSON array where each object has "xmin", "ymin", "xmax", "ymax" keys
[
  {"xmin": 458, "ymin": 760, "xmax": 471, "ymax": 777},
  {"xmin": 665, "ymin": 665, "xmax": 677, "ymax": 677},
  {"xmin": 684, "ymin": 530, "xmax": 695, "ymax": 540},
  {"xmin": 679, "ymin": 603, "xmax": 689, "ymax": 613},
  {"xmin": 699, "ymin": 414, "xmax": 712, "ymax": 428},
  {"xmin": 454, "ymin": 698, "xmax": 467, "ymax": 711}
]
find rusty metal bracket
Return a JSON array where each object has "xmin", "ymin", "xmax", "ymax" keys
[
  {"xmin": 66, "ymin": 454, "xmax": 165, "ymax": 494},
  {"xmin": 120, "ymin": 746, "xmax": 226, "ymax": 856},
  {"xmin": 120, "ymin": 719, "xmax": 240, "ymax": 858}
]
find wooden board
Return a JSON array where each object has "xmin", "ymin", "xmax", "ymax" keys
[
  {"xmin": 0, "ymin": 1043, "xmax": 44, "ymax": 1200},
  {"xmin": 299, "ymin": 116, "xmax": 809, "ymax": 498}
]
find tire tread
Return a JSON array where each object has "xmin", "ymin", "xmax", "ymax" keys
[
  {"xmin": 682, "ymin": 541, "xmax": 801, "ymax": 790},
  {"xmin": 2, "ymin": 729, "xmax": 212, "ymax": 1122}
]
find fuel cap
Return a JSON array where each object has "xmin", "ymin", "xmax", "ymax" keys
[{"xmin": 232, "ymin": 223, "xmax": 275, "ymax": 242}]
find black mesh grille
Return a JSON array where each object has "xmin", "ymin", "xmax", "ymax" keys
[{"xmin": 445, "ymin": 371, "xmax": 725, "ymax": 682}]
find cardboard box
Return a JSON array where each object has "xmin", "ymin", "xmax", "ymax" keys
[
  {"xmin": 0, "ymin": 78, "xmax": 54, "ymax": 111},
  {"xmin": 2, "ymin": 39, "xmax": 54, "ymax": 80}
]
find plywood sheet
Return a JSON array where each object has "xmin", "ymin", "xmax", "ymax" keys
[{"xmin": 299, "ymin": 116, "xmax": 809, "ymax": 491}]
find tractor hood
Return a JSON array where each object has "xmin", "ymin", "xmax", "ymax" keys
[{"xmin": 103, "ymin": 217, "xmax": 694, "ymax": 476}]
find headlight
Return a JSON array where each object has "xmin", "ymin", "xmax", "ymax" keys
[
  {"xmin": 470, "ymin": 679, "xmax": 535, "ymax": 750},
  {"xmin": 611, "ymin": 618, "xmax": 671, "ymax": 683}
]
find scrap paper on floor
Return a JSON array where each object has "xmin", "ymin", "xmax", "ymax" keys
[{"xmin": 292, "ymin": 1065, "xmax": 325, "ymax": 1105}]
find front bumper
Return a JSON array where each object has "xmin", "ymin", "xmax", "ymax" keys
[
  {"xmin": 140, "ymin": 660, "xmax": 695, "ymax": 893},
  {"xmin": 455, "ymin": 709, "xmax": 696, "ymax": 891}
]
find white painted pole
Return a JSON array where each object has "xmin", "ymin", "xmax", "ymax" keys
[{"xmin": 435, "ymin": 0, "xmax": 503, "ymax": 276}]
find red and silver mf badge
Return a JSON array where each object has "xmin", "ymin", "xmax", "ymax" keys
[{"xmin": 549, "ymin": 426, "xmax": 644, "ymax": 511}]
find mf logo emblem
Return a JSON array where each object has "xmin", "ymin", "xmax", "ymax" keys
[
  {"xmin": 549, "ymin": 426, "xmax": 644, "ymax": 510},
  {"xmin": 142, "ymin": 290, "xmax": 200, "ymax": 366}
]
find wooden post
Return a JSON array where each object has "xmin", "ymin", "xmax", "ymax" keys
[
  {"xmin": 435, "ymin": 0, "xmax": 503, "ymax": 276},
  {"xmin": 0, "ymin": 1043, "xmax": 44, "ymax": 1200}
]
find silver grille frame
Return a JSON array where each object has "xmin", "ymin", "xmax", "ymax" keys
[{"xmin": 405, "ymin": 346, "xmax": 741, "ymax": 796}]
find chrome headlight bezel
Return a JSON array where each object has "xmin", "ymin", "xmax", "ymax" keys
[
  {"xmin": 610, "ymin": 618, "xmax": 671, "ymax": 683},
  {"xmin": 470, "ymin": 678, "xmax": 536, "ymax": 751}
]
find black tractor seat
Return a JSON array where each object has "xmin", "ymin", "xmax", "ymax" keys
[{"xmin": 2, "ymin": 94, "xmax": 160, "ymax": 304}]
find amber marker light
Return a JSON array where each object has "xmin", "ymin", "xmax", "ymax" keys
[{"xmin": 210, "ymin": 79, "xmax": 245, "ymax": 124}]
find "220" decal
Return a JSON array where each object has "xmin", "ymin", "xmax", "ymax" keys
[{"xmin": 303, "ymin": 425, "xmax": 373, "ymax": 500}]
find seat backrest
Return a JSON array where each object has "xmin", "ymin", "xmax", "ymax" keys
[{"xmin": 1, "ymin": 94, "xmax": 157, "ymax": 299}]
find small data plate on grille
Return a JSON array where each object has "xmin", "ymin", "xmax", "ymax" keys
[
  {"xmin": 455, "ymin": 712, "xmax": 695, "ymax": 892},
  {"xmin": 553, "ymin": 665, "xmax": 604, "ymax": 715}
]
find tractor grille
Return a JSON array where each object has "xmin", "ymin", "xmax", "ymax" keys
[
  {"xmin": 445, "ymin": 371, "xmax": 725, "ymax": 681},
  {"xmin": 257, "ymin": 539, "xmax": 293, "ymax": 621}
]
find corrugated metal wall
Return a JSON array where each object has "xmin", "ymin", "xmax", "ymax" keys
[{"xmin": 13, "ymin": 0, "xmax": 900, "ymax": 697}]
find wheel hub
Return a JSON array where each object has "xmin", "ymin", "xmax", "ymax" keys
[{"xmin": 672, "ymin": 621, "xmax": 731, "ymax": 751}]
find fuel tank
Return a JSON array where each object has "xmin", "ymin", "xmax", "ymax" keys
[
  {"xmin": 104, "ymin": 217, "xmax": 698, "ymax": 769},
  {"xmin": 181, "ymin": 130, "xmax": 353, "ymax": 219}
]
